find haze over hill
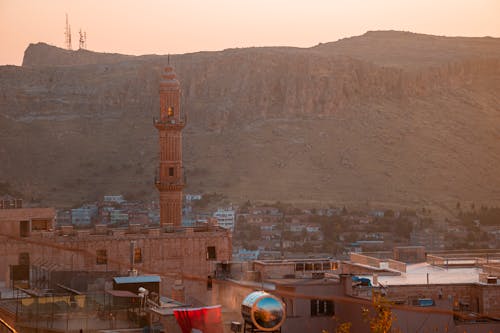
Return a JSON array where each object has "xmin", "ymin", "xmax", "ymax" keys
[{"xmin": 1, "ymin": 31, "xmax": 499, "ymax": 208}]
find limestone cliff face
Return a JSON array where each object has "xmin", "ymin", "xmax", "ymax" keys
[
  {"xmin": 22, "ymin": 42, "xmax": 134, "ymax": 67},
  {"xmin": 1, "ymin": 31, "xmax": 500, "ymax": 207}
]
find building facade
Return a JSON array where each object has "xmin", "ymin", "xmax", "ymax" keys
[
  {"xmin": 213, "ymin": 207, "xmax": 236, "ymax": 231},
  {"xmin": 0, "ymin": 195, "xmax": 22, "ymax": 209},
  {"xmin": 71, "ymin": 204, "xmax": 98, "ymax": 226}
]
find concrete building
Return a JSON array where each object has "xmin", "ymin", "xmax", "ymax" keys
[
  {"xmin": 71, "ymin": 204, "xmax": 98, "ymax": 226},
  {"xmin": 211, "ymin": 247, "xmax": 500, "ymax": 333},
  {"xmin": 186, "ymin": 194, "xmax": 202, "ymax": 202},
  {"xmin": 0, "ymin": 195, "xmax": 22, "ymax": 209},
  {"xmin": 213, "ymin": 258, "xmax": 342, "ymax": 333},
  {"xmin": 213, "ymin": 207, "xmax": 236, "ymax": 231},
  {"xmin": 103, "ymin": 195, "xmax": 126, "ymax": 204},
  {"xmin": 109, "ymin": 208, "xmax": 129, "ymax": 225},
  {"xmin": 56, "ymin": 209, "xmax": 71, "ymax": 226},
  {"xmin": 410, "ymin": 228, "xmax": 446, "ymax": 250}
]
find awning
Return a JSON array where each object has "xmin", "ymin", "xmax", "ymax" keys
[
  {"xmin": 113, "ymin": 275, "xmax": 161, "ymax": 284},
  {"xmin": 106, "ymin": 289, "xmax": 141, "ymax": 298}
]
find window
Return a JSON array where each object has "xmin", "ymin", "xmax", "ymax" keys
[
  {"xmin": 32, "ymin": 220, "xmax": 45, "ymax": 231},
  {"xmin": 310, "ymin": 299, "xmax": 334, "ymax": 317},
  {"xmin": 20, "ymin": 220, "xmax": 29, "ymax": 237},
  {"xmin": 134, "ymin": 247, "xmax": 142, "ymax": 263},
  {"xmin": 206, "ymin": 246, "xmax": 216, "ymax": 260},
  {"xmin": 295, "ymin": 263, "xmax": 304, "ymax": 271},
  {"xmin": 169, "ymin": 167, "xmax": 174, "ymax": 177},
  {"xmin": 207, "ymin": 275, "xmax": 213, "ymax": 290},
  {"xmin": 96, "ymin": 249, "xmax": 107, "ymax": 265},
  {"xmin": 19, "ymin": 252, "xmax": 30, "ymax": 266}
]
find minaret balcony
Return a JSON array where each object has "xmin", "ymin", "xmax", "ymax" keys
[
  {"xmin": 154, "ymin": 181, "xmax": 184, "ymax": 191},
  {"xmin": 154, "ymin": 175, "xmax": 185, "ymax": 191},
  {"xmin": 153, "ymin": 116, "xmax": 186, "ymax": 130}
]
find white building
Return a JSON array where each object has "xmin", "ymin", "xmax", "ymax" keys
[
  {"xmin": 110, "ymin": 209, "xmax": 129, "ymax": 225},
  {"xmin": 186, "ymin": 194, "xmax": 202, "ymax": 202},
  {"xmin": 213, "ymin": 207, "xmax": 236, "ymax": 231},
  {"xmin": 103, "ymin": 195, "xmax": 125, "ymax": 204}
]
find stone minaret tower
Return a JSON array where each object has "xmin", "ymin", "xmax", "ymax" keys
[{"xmin": 155, "ymin": 66, "xmax": 185, "ymax": 227}]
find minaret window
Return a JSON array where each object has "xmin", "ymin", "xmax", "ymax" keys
[
  {"xmin": 169, "ymin": 167, "xmax": 174, "ymax": 177},
  {"xmin": 167, "ymin": 106, "xmax": 174, "ymax": 117}
]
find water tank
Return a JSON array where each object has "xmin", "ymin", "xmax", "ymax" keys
[{"xmin": 241, "ymin": 291, "xmax": 286, "ymax": 331}]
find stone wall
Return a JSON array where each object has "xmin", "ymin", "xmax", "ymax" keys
[
  {"xmin": 350, "ymin": 253, "xmax": 382, "ymax": 268},
  {"xmin": 0, "ymin": 227, "xmax": 232, "ymax": 303},
  {"xmin": 382, "ymin": 283, "xmax": 500, "ymax": 316},
  {"xmin": 349, "ymin": 253, "xmax": 406, "ymax": 272}
]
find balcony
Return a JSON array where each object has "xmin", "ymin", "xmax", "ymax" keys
[{"xmin": 153, "ymin": 116, "xmax": 186, "ymax": 130}]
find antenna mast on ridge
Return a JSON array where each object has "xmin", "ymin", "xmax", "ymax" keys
[
  {"xmin": 65, "ymin": 13, "xmax": 72, "ymax": 50},
  {"xmin": 78, "ymin": 29, "xmax": 87, "ymax": 50}
]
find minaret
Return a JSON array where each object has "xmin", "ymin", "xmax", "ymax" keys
[{"xmin": 155, "ymin": 66, "xmax": 185, "ymax": 227}]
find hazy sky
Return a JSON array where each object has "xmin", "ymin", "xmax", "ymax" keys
[{"xmin": 1, "ymin": 0, "xmax": 499, "ymax": 65}]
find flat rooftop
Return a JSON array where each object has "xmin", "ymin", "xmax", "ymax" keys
[{"xmin": 361, "ymin": 262, "xmax": 482, "ymax": 286}]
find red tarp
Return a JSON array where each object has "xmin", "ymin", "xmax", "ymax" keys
[{"xmin": 173, "ymin": 305, "xmax": 223, "ymax": 333}]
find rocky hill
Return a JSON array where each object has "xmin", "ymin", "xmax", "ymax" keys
[{"xmin": 1, "ymin": 31, "xmax": 499, "ymax": 208}]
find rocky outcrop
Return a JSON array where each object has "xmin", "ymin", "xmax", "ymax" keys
[
  {"xmin": 1, "ymin": 31, "xmax": 499, "ymax": 207},
  {"xmin": 22, "ymin": 42, "xmax": 134, "ymax": 67}
]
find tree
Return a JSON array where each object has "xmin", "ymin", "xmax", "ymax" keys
[
  {"xmin": 323, "ymin": 294, "xmax": 399, "ymax": 333},
  {"xmin": 335, "ymin": 322, "xmax": 352, "ymax": 333},
  {"xmin": 363, "ymin": 294, "xmax": 396, "ymax": 333}
]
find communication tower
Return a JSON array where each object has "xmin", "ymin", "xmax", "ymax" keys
[
  {"xmin": 64, "ymin": 13, "xmax": 72, "ymax": 50},
  {"xmin": 78, "ymin": 29, "xmax": 87, "ymax": 50}
]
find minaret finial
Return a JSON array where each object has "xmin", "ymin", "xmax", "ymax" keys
[{"xmin": 168, "ymin": 54, "xmax": 170, "ymax": 65}]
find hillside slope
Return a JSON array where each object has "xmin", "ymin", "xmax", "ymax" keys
[{"xmin": 1, "ymin": 31, "xmax": 499, "ymax": 207}]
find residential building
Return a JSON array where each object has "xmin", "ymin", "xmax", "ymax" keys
[
  {"xmin": 71, "ymin": 204, "xmax": 98, "ymax": 226},
  {"xmin": 213, "ymin": 207, "xmax": 236, "ymax": 231},
  {"xmin": 0, "ymin": 195, "xmax": 22, "ymax": 209},
  {"xmin": 110, "ymin": 208, "xmax": 129, "ymax": 225},
  {"xmin": 103, "ymin": 195, "xmax": 126, "ymax": 204}
]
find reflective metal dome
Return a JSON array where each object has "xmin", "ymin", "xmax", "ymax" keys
[{"xmin": 241, "ymin": 291, "xmax": 286, "ymax": 331}]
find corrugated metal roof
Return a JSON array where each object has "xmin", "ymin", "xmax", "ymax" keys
[
  {"xmin": 113, "ymin": 275, "xmax": 161, "ymax": 284},
  {"xmin": 106, "ymin": 289, "xmax": 141, "ymax": 298}
]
